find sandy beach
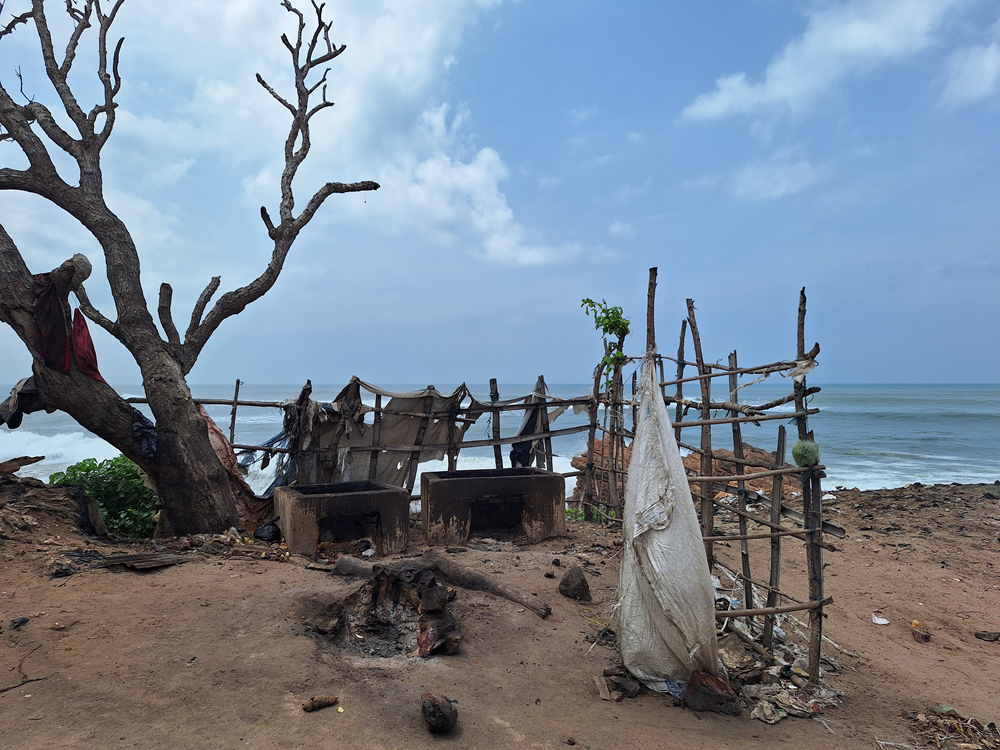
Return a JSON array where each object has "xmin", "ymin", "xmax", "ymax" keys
[{"xmin": 1, "ymin": 476, "xmax": 998, "ymax": 749}]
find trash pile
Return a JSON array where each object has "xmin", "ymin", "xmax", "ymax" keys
[
  {"xmin": 712, "ymin": 571, "xmax": 845, "ymax": 724},
  {"xmin": 899, "ymin": 706, "xmax": 1000, "ymax": 750}
]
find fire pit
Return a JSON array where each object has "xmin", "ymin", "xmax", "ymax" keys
[
  {"xmin": 420, "ymin": 467, "xmax": 565, "ymax": 545},
  {"xmin": 274, "ymin": 481, "xmax": 410, "ymax": 557}
]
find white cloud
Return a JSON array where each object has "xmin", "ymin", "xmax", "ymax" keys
[
  {"xmin": 683, "ymin": 173, "xmax": 723, "ymax": 191},
  {"xmin": 613, "ymin": 177, "xmax": 652, "ymax": 203},
  {"xmin": 88, "ymin": 0, "xmax": 590, "ymax": 269},
  {"xmin": 626, "ymin": 131, "xmax": 643, "ymax": 143},
  {"xmin": 537, "ymin": 176, "xmax": 562, "ymax": 189},
  {"xmin": 731, "ymin": 149, "xmax": 827, "ymax": 201},
  {"xmin": 609, "ymin": 221, "xmax": 636, "ymax": 239},
  {"xmin": 681, "ymin": 0, "xmax": 963, "ymax": 122},
  {"xmin": 941, "ymin": 42, "xmax": 1000, "ymax": 107},
  {"xmin": 569, "ymin": 106, "xmax": 599, "ymax": 123}
]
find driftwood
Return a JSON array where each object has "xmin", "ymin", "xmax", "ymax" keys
[
  {"xmin": 0, "ymin": 455, "xmax": 44, "ymax": 475},
  {"xmin": 333, "ymin": 549, "xmax": 551, "ymax": 619}
]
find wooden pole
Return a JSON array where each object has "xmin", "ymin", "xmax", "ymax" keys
[
  {"xmin": 646, "ymin": 267, "xmax": 657, "ymax": 353},
  {"xmin": 583, "ymin": 365, "xmax": 601, "ymax": 519},
  {"xmin": 490, "ymin": 378, "xmax": 503, "ymax": 469},
  {"xmin": 631, "ymin": 370, "xmax": 638, "ymax": 442},
  {"xmin": 538, "ymin": 377, "xmax": 554, "ymax": 472},
  {"xmin": 229, "ymin": 379, "xmax": 241, "ymax": 444},
  {"xmin": 674, "ymin": 319, "xmax": 687, "ymax": 444},
  {"xmin": 607, "ymin": 365, "xmax": 622, "ymax": 512},
  {"xmin": 806, "ymin": 433, "xmax": 826, "ymax": 683},
  {"xmin": 763, "ymin": 425, "xmax": 787, "ymax": 652},
  {"xmin": 686, "ymin": 299, "xmax": 714, "ymax": 565},
  {"xmin": 404, "ymin": 391, "xmax": 433, "ymax": 492},
  {"xmin": 793, "ymin": 288, "xmax": 809, "ymax": 441},
  {"xmin": 728, "ymin": 351, "xmax": 754, "ymax": 615},
  {"xmin": 368, "ymin": 393, "xmax": 383, "ymax": 481}
]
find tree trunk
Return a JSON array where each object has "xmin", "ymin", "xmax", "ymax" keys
[{"xmin": 0, "ymin": 231, "xmax": 239, "ymax": 535}]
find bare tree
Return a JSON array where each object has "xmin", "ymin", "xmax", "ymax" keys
[{"xmin": 0, "ymin": 0, "xmax": 378, "ymax": 534}]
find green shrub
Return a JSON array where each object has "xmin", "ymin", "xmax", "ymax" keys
[{"xmin": 50, "ymin": 455, "xmax": 158, "ymax": 539}]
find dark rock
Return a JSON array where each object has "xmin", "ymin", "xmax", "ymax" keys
[
  {"xmin": 684, "ymin": 671, "xmax": 742, "ymax": 716},
  {"xmin": 418, "ymin": 584, "xmax": 450, "ymax": 614},
  {"xmin": 10, "ymin": 616, "xmax": 28, "ymax": 630},
  {"xmin": 552, "ymin": 558, "xmax": 561, "ymax": 566},
  {"xmin": 607, "ymin": 674, "xmax": 642, "ymax": 698},
  {"xmin": 544, "ymin": 571, "xmax": 555, "ymax": 579},
  {"xmin": 421, "ymin": 691, "xmax": 458, "ymax": 733},
  {"xmin": 912, "ymin": 628, "xmax": 931, "ymax": 643},
  {"xmin": 558, "ymin": 566, "xmax": 591, "ymax": 602}
]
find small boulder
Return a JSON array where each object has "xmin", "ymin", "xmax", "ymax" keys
[
  {"xmin": 421, "ymin": 691, "xmax": 458, "ymax": 733},
  {"xmin": 558, "ymin": 566, "xmax": 591, "ymax": 602}
]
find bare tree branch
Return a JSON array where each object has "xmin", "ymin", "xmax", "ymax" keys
[
  {"xmin": 260, "ymin": 206, "xmax": 277, "ymax": 239},
  {"xmin": 255, "ymin": 73, "xmax": 294, "ymax": 114},
  {"xmin": 74, "ymin": 284, "xmax": 118, "ymax": 336},
  {"xmin": 185, "ymin": 276, "xmax": 220, "ymax": 341},
  {"xmin": 158, "ymin": 282, "xmax": 180, "ymax": 345},
  {"xmin": 32, "ymin": 0, "xmax": 92, "ymax": 136},
  {"xmin": 294, "ymin": 179, "xmax": 379, "ymax": 230},
  {"xmin": 181, "ymin": 1, "xmax": 376, "ymax": 369},
  {"xmin": 0, "ymin": 6, "xmax": 32, "ymax": 40}
]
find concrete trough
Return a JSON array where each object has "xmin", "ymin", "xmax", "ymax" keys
[
  {"xmin": 274, "ymin": 481, "xmax": 410, "ymax": 557},
  {"xmin": 421, "ymin": 467, "xmax": 566, "ymax": 546}
]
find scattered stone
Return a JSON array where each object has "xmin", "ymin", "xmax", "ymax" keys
[
  {"xmin": 302, "ymin": 695, "xmax": 339, "ymax": 712},
  {"xmin": 10, "ymin": 616, "xmax": 29, "ymax": 630},
  {"xmin": 974, "ymin": 631, "xmax": 1000, "ymax": 642},
  {"xmin": 684, "ymin": 671, "xmax": 742, "ymax": 716},
  {"xmin": 912, "ymin": 628, "xmax": 931, "ymax": 643},
  {"xmin": 544, "ymin": 571, "xmax": 555, "ymax": 579},
  {"xmin": 552, "ymin": 558, "xmax": 561, "ymax": 566},
  {"xmin": 607, "ymin": 674, "xmax": 642, "ymax": 698},
  {"xmin": 558, "ymin": 566, "xmax": 591, "ymax": 602},
  {"xmin": 421, "ymin": 691, "xmax": 458, "ymax": 734}
]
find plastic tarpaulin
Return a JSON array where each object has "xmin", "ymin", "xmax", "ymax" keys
[{"xmin": 618, "ymin": 356, "xmax": 719, "ymax": 689}]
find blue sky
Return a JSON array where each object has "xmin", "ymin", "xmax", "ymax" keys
[{"xmin": 1, "ymin": 0, "xmax": 998, "ymax": 388}]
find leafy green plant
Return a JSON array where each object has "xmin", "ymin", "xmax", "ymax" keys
[
  {"xmin": 565, "ymin": 507, "xmax": 585, "ymax": 522},
  {"xmin": 50, "ymin": 455, "xmax": 158, "ymax": 539},
  {"xmin": 581, "ymin": 297, "xmax": 631, "ymax": 387}
]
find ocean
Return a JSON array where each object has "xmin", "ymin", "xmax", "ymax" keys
[{"xmin": 2, "ymin": 381, "xmax": 998, "ymax": 494}]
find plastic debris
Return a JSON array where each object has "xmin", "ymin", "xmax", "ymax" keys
[{"xmin": 872, "ymin": 614, "xmax": 890, "ymax": 625}]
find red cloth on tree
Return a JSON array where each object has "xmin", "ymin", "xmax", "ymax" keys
[{"xmin": 72, "ymin": 309, "xmax": 107, "ymax": 383}]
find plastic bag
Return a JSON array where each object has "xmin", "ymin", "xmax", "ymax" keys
[{"xmin": 254, "ymin": 517, "xmax": 282, "ymax": 543}]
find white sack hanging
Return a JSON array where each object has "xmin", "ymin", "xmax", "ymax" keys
[{"xmin": 617, "ymin": 355, "xmax": 720, "ymax": 688}]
